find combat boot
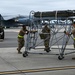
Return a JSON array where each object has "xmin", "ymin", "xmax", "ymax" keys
[
  {"xmin": 72, "ymin": 57, "xmax": 75, "ymax": 60},
  {"xmin": 44, "ymin": 47, "xmax": 51, "ymax": 53},
  {"xmin": 73, "ymin": 43, "xmax": 75, "ymax": 48},
  {"xmin": 17, "ymin": 48, "xmax": 22, "ymax": 54}
]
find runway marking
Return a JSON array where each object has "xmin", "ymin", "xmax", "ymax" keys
[
  {"xmin": 4, "ymin": 29, "xmax": 19, "ymax": 32},
  {"xmin": 0, "ymin": 66, "xmax": 75, "ymax": 74}
]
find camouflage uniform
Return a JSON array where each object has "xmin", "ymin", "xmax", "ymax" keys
[
  {"xmin": 64, "ymin": 22, "xmax": 75, "ymax": 60},
  {"xmin": 42, "ymin": 25, "xmax": 51, "ymax": 52},
  {"xmin": 71, "ymin": 28, "xmax": 75, "ymax": 48},
  {"xmin": 17, "ymin": 26, "xmax": 28, "ymax": 54},
  {"xmin": 70, "ymin": 22, "xmax": 75, "ymax": 60}
]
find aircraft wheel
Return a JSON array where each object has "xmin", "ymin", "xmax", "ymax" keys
[{"xmin": 1, "ymin": 31, "xmax": 4, "ymax": 39}]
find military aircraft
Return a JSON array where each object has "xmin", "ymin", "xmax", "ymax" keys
[
  {"xmin": 0, "ymin": 10, "xmax": 75, "ymax": 40},
  {"xmin": 0, "ymin": 14, "xmax": 31, "ymax": 39},
  {"xmin": 2, "ymin": 15, "xmax": 31, "ymax": 28}
]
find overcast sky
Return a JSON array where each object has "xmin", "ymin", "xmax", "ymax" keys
[{"xmin": 0, "ymin": 0, "xmax": 75, "ymax": 16}]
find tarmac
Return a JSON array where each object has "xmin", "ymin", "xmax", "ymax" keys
[
  {"xmin": 0, "ymin": 28, "xmax": 75, "ymax": 75},
  {"xmin": 0, "ymin": 45, "xmax": 75, "ymax": 75}
]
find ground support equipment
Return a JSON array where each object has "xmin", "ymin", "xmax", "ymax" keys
[{"xmin": 23, "ymin": 10, "xmax": 75, "ymax": 60}]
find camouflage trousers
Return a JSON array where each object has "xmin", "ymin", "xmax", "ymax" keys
[
  {"xmin": 73, "ymin": 40, "xmax": 75, "ymax": 48},
  {"xmin": 44, "ymin": 36, "xmax": 50, "ymax": 49},
  {"xmin": 17, "ymin": 37, "xmax": 25, "ymax": 51}
]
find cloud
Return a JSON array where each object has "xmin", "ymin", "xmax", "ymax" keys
[{"xmin": 0, "ymin": 0, "xmax": 75, "ymax": 16}]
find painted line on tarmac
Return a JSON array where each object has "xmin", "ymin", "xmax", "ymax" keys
[
  {"xmin": 4, "ymin": 30, "xmax": 19, "ymax": 32},
  {"xmin": 0, "ymin": 66, "xmax": 75, "ymax": 74}
]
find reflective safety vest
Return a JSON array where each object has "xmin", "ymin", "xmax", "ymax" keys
[
  {"xmin": 18, "ymin": 34, "xmax": 24, "ymax": 38},
  {"xmin": 74, "ymin": 38, "xmax": 75, "ymax": 40}
]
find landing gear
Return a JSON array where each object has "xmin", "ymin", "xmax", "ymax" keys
[{"xmin": 0, "ymin": 28, "xmax": 4, "ymax": 39}]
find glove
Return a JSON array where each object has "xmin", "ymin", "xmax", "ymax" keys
[
  {"xmin": 26, "ymin": 31, "xmax": 29, "ymax": 34},
  {"xmin": 64, "ymin": 31, "xmax": 66, "ymax": 34},
  {"xmin": 64, "ymin": 31, "xmax": 70, "ymax": 36}
]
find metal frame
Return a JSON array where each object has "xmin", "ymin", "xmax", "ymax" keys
[{"xmin": 23, "ymin": 10, "xmax": 75, "ymax": 60}]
